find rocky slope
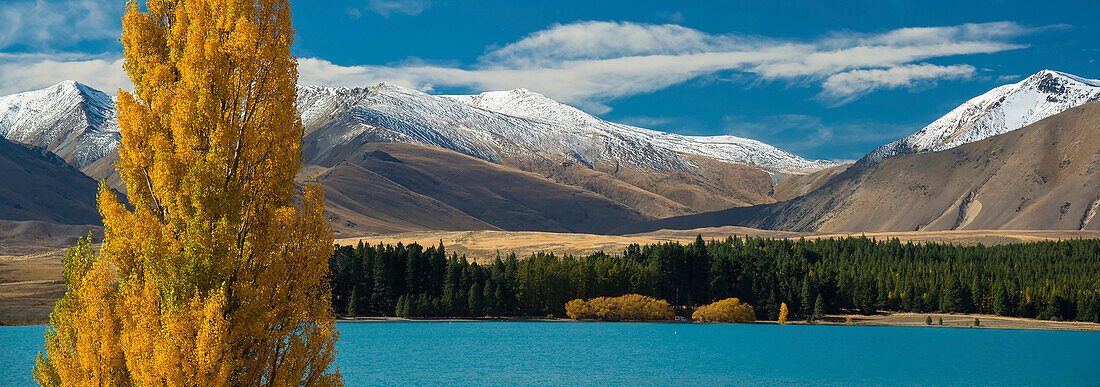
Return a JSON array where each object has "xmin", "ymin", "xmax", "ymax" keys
[{"xmin": 615, "ymin": 101, "xmax": 1100, "ymax": 234}]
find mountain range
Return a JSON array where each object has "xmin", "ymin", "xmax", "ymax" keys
[
  {"xmin": 616, "ymin": 99, "xmax": 1100, "ymax": 233},
  {"xmin": 0, "ymin": 69, "xmax": 1097, "ymax": 240}
]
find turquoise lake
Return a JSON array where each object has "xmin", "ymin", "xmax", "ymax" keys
[{"xmin": 3, "ymin": 322, "xmax": 1098, "ymax": 385}]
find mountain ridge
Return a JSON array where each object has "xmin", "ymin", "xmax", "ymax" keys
[
  {"xmin": 856, "ymin": 69, "xmax": 1100, "ymax": 169},
  {"xmin": 613, "ymin": 100, "xmax": 1100, "ymax": 234},
  {"xmin": 3, "ymin": 69, "xmax": 1099, "ymax": 237}
]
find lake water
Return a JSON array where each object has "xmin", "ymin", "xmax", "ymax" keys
[{"xmin": 2, "ymin": 322, "xmax": 1098, "ymax": 386}]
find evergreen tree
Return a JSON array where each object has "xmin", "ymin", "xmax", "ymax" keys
[
  {"xmin": 992, "ymin": 282, "xmax": 1011, "ymax": 316},
  {"xmin": 942, "ymin": 277, "xmax": 964, "ymax": 313},
  {"xmin": 405, "ymin": 294, "xmax": 418, "ymax": 318},
  {"xmin": 800, "ymin": 277, "xmax": 813, "ymax": 318},
  {"xmin": 1042, "ymin": 293, "xmax": 1064, "ymax": 321},
  {"xmin": 395, "ymin": 295, "xmax": 406, "ymax": 318},
  {"xmin": 469, "ymin": 282, "xmax": 484, "ymax": 317},
  {"xmin": 349, "ymin": 286, "xmax": 369, "ymax": 316},
  {"xmin": 494, "ymin": 284, "xmax": 507, "ymax": 315},
  {"xmin": 482, "ymin": 280, "xmax": 495, "ymax": 316},
  {"xmin": 372, "ymin": 251, "xmax": 390, "ymax": 315},
  {"xmin": 814, "ymin": 294, "xmax": 827, "ymax": 319}
]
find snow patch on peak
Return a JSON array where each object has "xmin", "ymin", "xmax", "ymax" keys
[
  {"xmin": 859, "ymin": 69, "xmax": 1100, "ymax": 168},
  {"xmin": 438, "ymin": 88, "xmax": 834, "ymax": 173},
  {"xmin": 0, "ymin": 82, "xmax": 119, "ymax": 168},
  {"xmin": 443, "ymin": 88, "xmax": 603, "ymax": 128},
  {"xmin": 1030, "ymin": 69, "xmax": 1100, "ymax": 87},
  {"xmin": 2, "ymin": 80, "xmax": 837, "ymax": 178}
]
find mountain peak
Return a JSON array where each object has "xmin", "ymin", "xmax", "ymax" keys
[
  {"xmin": 0, "ymin": 80, "xmax": 120, "ymax": 169},
  {"xmin": 1024, "ymin": 69, "xmax": 1100, "ymax": 88},
  {"xmin": 374, "ymin": 81, "xmax": 402, "ymax": 89},
  {"xmin": 858, "ymin": 70, "xmax": 1100, "ymax": 169},
  {"xmin": 55, "ymin": 79, "xmax": 80, "ymax": 89}
]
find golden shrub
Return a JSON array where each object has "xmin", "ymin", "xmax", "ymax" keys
[
  {"xmin": 565, "ymin": 294, "xmax": 675, "ymax": 321},
  {"xmin": 692, "ymin": 298, "xmax": 756, "ymax": 323}
]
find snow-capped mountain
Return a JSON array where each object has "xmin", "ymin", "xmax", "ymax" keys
[
  {"xmin": 1, "ymin": 80, "xmax": 832, "ymax": 180},
  {"xmin": 859, "ymin": 70, "xmax": 1100, "ymax": 168},
  {"xmin": 297, "ymin": 83, "xmax": 834, "ymax": 174},
  {"xmin": 0, "ymin": 81, "xmax": 119, "ymax": 169},
  {"xmin": 446, "ymin": 89, "xmax": 836, "ymax": 172}
]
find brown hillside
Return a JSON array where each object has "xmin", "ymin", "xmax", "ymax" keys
[
  {"xmin": 316, "ymin": 161, "xmax": 499, "ymax": 235},
  {"xmin": 0, "ymin": 138, "xmax": 102, "ymax": 226},
  {"xmin": 773, "ymin": 163, "xmax": 851, "ymax": 201},
  {"xmin": 614, "ymin": 101, "xmax": 1100, "ymax": 234},
  {"xmin": 310, "ymin": 143, "xmax": 652, "ymax": 235}
]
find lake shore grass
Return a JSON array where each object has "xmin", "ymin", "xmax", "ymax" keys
[
  {"xmin": 330, "ymin": 313, "xmax": 1100, "ymax": 332},
  {"xmin": 6, "ymin": 311, "xmax": 1099, "ymax": 331},
  {"xmin": 807, "ymin": 312, "xmax": 1100, "ymax": 331}
]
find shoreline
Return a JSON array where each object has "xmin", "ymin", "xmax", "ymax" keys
[
  {"xmin": 7, "ymin": 313, "xmax": 1098, "ymax": 331},
  {"xmin": 330, "ymin": 313, "xmax": 1100, "ymax": 332}
]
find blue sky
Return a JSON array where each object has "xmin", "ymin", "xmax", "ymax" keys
[{"xmin": 0, "ymin": 0, "xmax": 1097, "ymax": 160}]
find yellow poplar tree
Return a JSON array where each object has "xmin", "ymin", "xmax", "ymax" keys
[
  {"xmin": 778, "ymin": 302, "xmax": 789, "ymax": 324},
  {"xmin": 35, "ymin": 0, "xmax": 342, "ymax": 385}
]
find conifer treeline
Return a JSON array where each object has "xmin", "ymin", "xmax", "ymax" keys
[{"xmin": 328, "ymin": 236, "xmax": 1100, "ymax": 322}]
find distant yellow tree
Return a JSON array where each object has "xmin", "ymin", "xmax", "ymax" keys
[
  {"xmin": 778, "ymin": 302, "xmax": 789, "ymax": 324},
  {"xmin": 692, "ymin": 298, "xmax": 756, "ymax": 323},
  {"xmin": 35, "ymin": 0, "xmax": 342, "ymax": 385}
]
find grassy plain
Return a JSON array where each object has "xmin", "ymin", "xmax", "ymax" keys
[
  {"xmin": 335, "ymin": 227, "xmax": 1100, "ymax": 262},
  {"xmin": 5, "ymin": 227, "xmax": 1100, "ymax": 325}
]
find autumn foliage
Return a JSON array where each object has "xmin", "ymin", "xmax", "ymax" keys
[
  {"xmin": 565, "ymin": 294, "xmax": 675, "ymax": 321},
  {"xmin": 35, "ymin": 0, "xmax": 341, "ymax": 385},
  {"xmin": 692, "ymin": 298, "xmax": 756, "ymax": 323}
]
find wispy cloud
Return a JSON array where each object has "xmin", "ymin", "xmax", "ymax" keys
[
  {"xmin": 364, "ymin": 0, "xmax": 431, "ymax": 17},
  {"xmin": 0, "ymin": 0, "xmax": 126, "ymax": 95},
  {"xmin": 819, "ymin": 64, "xmax": 976, "ymax": 104},
  {"xmin": 0, "ymin": 19, "xmax": 1042, "ymax": 112},
  {"xmin": 0, "ymin": 0, "xmax": 122, "ymax": 50},
  {"xmin": 0, "ymin": 53, "xmax": 128, "ymax": 95},
  {"xmin": 297, "ymin": 21, "xmax": 1036, "ymax": 112}
]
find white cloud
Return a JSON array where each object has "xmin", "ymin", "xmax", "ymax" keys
[
  {"xmin": 0, "ymin": 0, "xmax": 126, "ymax": 95},
  {"xmin": 478, "ymin": 21, "xmax": 744, "ymax": 66},
  {"xmin": 365, "ymin": 0, "xmax": 430, "ymax": 17},
  {"xmin": 0, "ymin": 0, "xmax": 122, "ymax": 49},
  {"xmin": 819, "ymin": 64, "xmax": 976, "ymax": 104},
  {"xmin": 0, "ymin": 54, "xmax": 129, "ymax": 96},
  {"xmin": 297, "ymin": 21, "xmax": 1033, "ymax": 110},
  {"xmin": 0, "ymin": 20, "xmax": 1039, "ymax": 111}
]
